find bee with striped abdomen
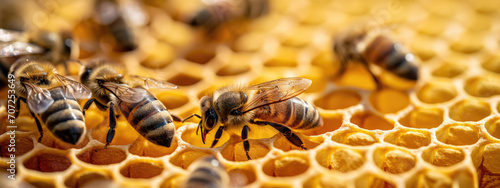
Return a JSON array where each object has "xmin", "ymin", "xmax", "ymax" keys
[
  {"xmin": 184, "ymin": 77, "xmax": 322, "ymax": 160},
  {"xmin": 333, "ymin": 28, "xmax": 419, "ymax": 88},
  {"xmin": 79, "ymin": 59, "xmax": 177, "ymax": 147},
  {"xmin": 0, "ymin": 29, "xmax": 77, "ymax": 84},
  {"xmin": 9, "ymin": 56, "xmax": 91, "ymax": 144},
  {"xmin": 184, "ymin": 156, "xmax": 229, "ymax": 188},
  {"xmin": 188, "ymin": 0, "xmax": 269, "ymax": 32}
]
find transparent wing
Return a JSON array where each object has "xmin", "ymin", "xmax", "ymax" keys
[
  {"xmin": 54, "ymin": 74, "xmax": 92, "ymax": 99},
  {"xmin": 101, "ymin": 82, "xmax": 146, "ymax": 103},
  {"xmin": 130, "ymin": 75, "xmax": 178, "ymax": 90},
  {"xmin": 0, "ymin": 29, "xmax": 24, "ymax": 43},
  {"xmin": 0, "ymin": 42, "xmax": 45, "ymax": 57},
  {"xmin": 241, "ymin": 77, "xmax": 312, "ymax": 112},
  {"xmin": 24, "ymin": 82, "xmax": 54, "ymax": 114}
]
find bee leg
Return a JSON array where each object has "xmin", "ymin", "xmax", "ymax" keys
[
  {"xmin": 251, "ymin": 120, "xmax": 307, "ymax": 150},
  {"xmin": 105, "ymin": 102, "xmax": 117, "ymax": 148},
  {"xmin": 182, "ymin": 114, "xmax": 202, "ymax": 123},
  {"xmin": 14, "ymin": 96, "xmax": 23, "ymax": 118},
  {"xmin": 241, "ymin": 125, "xmax": 251, "ymax": 160},
  {"xmin": 210, "ymin": 126, "xmax": 224, "ymax": 148},
  {"xmin": 82, "ymin": 98, "xmax": 108, "ymax": 116},
  {"xmin": 19, "ymin": 97, "xmax": 44, "ymax": 142},
  {"xmin": 171, "ymin": 114, "xmax": 182, "ymax": 122}
]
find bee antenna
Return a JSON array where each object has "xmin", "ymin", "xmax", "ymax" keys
[{"xmin": 182, "ymin": 114, "xmax": 202, "ymax": 123}]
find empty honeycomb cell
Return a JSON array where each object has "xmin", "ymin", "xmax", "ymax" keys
[
  {"xmin": 432, "ymin": 62, "xmax": 467, "ymax": 78},
  {"xmin": 181, "ymin": 125, "xmax": 230, "ymax": 148},
  {"xmin": 462, "ymin": 13, "xmax": 492, "ymax": 31},
  {"xmin": 231, "ymin": 32, "xmax": 267, "ymax": 52},
  {"xmin": 216, "ymin": 64, "xmax": 251, "ymax": 76},
  {"xmin": 449, "ymin": 32, "xmax": 485, "ymax": 54},
  {"xmin": 379, "ymin": 72, "xmax": 419, "ymax": 91},
  {"xmin": 449, "ymin": 99, "xmax": 491, "ymax": 122},
  {"xmin": 384, "ymin": 130, "xmax": 431, "ymax": 149},
  {"xmin": 408, "ymin": 35, "xmax": 437, "ymax": 61},
  {"xmin": 303, "ymin": 174, "xmax": 347, "ymax": 188},
  {"xmin": 464, "ymin": 76, "xmax": 500, "ymax": 97},
  {"xmin": 374, "ymin": 148, "xmax": 416, "ymax": 174},
  {"xmin": 167, "ymin": 73, "xmax": 203, "ymax": 86},
  {"xmin": 221, "ymin": 140, "xmax": 269, "ymax": 161},
  {"xmin": 314, "ymin": 89, "xmax": 361, "ymax": 110},
  {"xmin": 332, "ymin": 130, "xmax": 378, "ymax": 146},
  {"xmin": 156, "ymin": 90, "xmax": 189, "ymax": 109},
  {"xmin": 169, "ymin": 149, "xmax": 212, "ymax": 169},
  {"xmin": 64, "ymin": 170, "xmax": 111, "ymax": 188},
  {"xmin": 354, "ymin": 174, "xmax": 396, "ymax": 188},
  {"xmin": 369, "ymin": 89, "xmax": 410, "ymax": 114},
  {"xmin": 399, "ymin": 107, "xmax": 444, "ymax": 128},
  {"xmin": 273, "ymin": 135, "xmax": 323, "ymax": 152},
  {"xmin": 23, "ymin": 150, "xmax": 72, "ymax": 172},
  {"xmin": 11, "ymin": 116, "xmax": 38, "ymax": 132},
  {"xmin": 262, "ymin": 154, "xmax": 309, "ymax": 177},
  {"xmin": 406, "ymin": 170, "xmax": 453, "ymax": 188},
  {"xmin": 333, "ymin": 0, "xmax": 370, "ymax": 15},
  {"xmin": 128, "ymin": 138, "xmax": 177, "ymax": 157},
  {"xmin": 281, "ymin": 26, "xmax": 314, "ymax": 47},
  {"xmin": 301, "ymin": 113, "xmax": 343, "ymax": 136},
  {"xmin": 140, "ymin": 42, "xmax": 175, "ymax": 69},
  {"xmin": 415, "ymin": 16, "xmax": 448, "ymax": 36},
  {"xmin": 351, "ymin": 112, "xmax": 394, "ymax": 130},
  {"xmin": 76, "ymin": 146, "xmax": 127, "ymax": 165},
  {"xmin": 184, "ymin": 47, "xmax": 216, "ymax": 65},
  {"xmin": 0, "ymin": 132, "xmax": 34, "ymax": 157},
  {"xmin": 454, "ymin": 170, "xmax": 476, "ymax": 188},
  {"xmin": 91, "ymin": 118, "xmax": 140, "ymax": 146},
  {"xmin": 297, "ymin": 6, "xmax": 328, "ymax": 25},
  {"xmin": 160, "ymin": 174, "xmax": 184, "ymax": 188},
  {"xmin": 119, "ymin": 160, "xmax": 164, "ymax": 179},
  {"xmin": 485, "ymin": 118, "xmax": 500, "ymax": 139},
  {"xmin": 482, "ymin": 55, "xmax": 500, "ymax": 74},
  {"xmin": 316, "ymin": 147, "xmax": 365, "ymax": 173},
  {"xmin": 227, "ymin": 165, "xmax": 257, "ymax": 187},
  {"xmin": 436, "ymin": 123, "xmax": 480, "ymax": 146},
  {"xmin": 263, "ymin": 47, "xmax": 299, "ymax": 67},
  {"xmin": 422, "ymin": 146, "xmax": 465, "ymax": 167},
  {"xmin": 417, "ymin": 80, "xmax": 457, "ymax": 104}
]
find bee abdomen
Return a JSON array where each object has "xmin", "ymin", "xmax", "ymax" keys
[
  {"xmin": 259, "ymin": 97, "xmax": 321, "ymax": 130},
  {"xmin": 362, "ymin": 35, "xmax": 418, "ymax": 80},
  {"xmin": 121, "ymin": 94, "xmax": 175, "ymax": 147},
  {"xmin": 40, "ymin": 89, "xmax": 85, "ymax": 144}
]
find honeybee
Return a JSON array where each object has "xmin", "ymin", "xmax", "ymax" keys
[
  {"xmin": 333, "ymin": 28, "xmax": 419, "ymax": 87},
  {"xmin": 184, "ymin": 156, "xmax": 229, "ymax": 188},
  {"xmin": 9, "ymin": 56, "xmax": 92, "ymax": 144},
  {"xmin": 79, "ymin": 59, "xmax": 177, "ymax": 147},
  {"xmin": 0, "ymin": 29, "xmax": 77, "ymax": 84},
  {"xmin": 188, "ymin": 0, "xmax": 269, "ymax": 31},
  {"xmin": 93, "ymin": 0, "xmax": 142, "ymax": 52},
  {"xmin": 184, "ymin": 77, "xmax": 322, "ymax": 159}
]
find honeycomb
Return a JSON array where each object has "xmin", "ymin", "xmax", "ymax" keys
[{"xmin": 1, "ymin": 0, "xmax": 500, "ymax": 187}]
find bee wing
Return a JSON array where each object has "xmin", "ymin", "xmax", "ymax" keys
[
  {"xmin": 0, "ymin": 42, "xmax": 45, "ymax": 57},
  {"xmin": 101, "ymin": 82, "xmax": 147, "ymax": 103},
  {"xmin": 130, "ymin": 75, "xmax": 178, "ymax": 90},
  {"xmin": 241, "ymin": 77, "xmax": 312, "ymax": 112},
  {"xmin": 54, "ymin": 74, "xmax": 92, "ymax": 99},
  {"xmin": 24, "ymin": 82, "xmax": 54, "ymax": 114},
  {"xmin": 0, "ymin": 29, "xmax": 24, "ymax": 43}
]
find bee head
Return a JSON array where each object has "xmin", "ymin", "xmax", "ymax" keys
[{"xmin": 199, "ymin": 96, "xmax": 218, "ymax": 144}]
